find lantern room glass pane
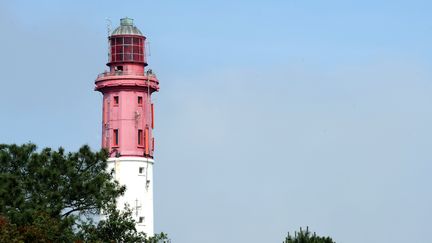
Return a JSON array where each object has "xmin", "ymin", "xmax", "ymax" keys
[
  {"xmin": 124, "ymin": 45, "xmax": 132, "ymax": 54},
  {"xmin": 133, "ymin": 37, "xmax": 139, "ymax": 45},
  {"xmin": 133, "ymin": 46, "xmax": 140, "ymax": 54},
  {"xmin": 115, "ymin": 46, "xmax": 123, "ymax": 53},
  {"xmin": 126, "ymin": 54, "xmax": 133, "ymax": 61},
  {"xmin": 124, "ymin": 37, "xmax": 132, "ymax": 44}
]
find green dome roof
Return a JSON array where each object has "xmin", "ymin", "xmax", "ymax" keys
[{"xmin": 111, "ymin": 18, "xmax": 143, "ymax": 36}]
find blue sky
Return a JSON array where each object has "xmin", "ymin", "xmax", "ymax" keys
[{"xmin": 1, "ymin": 0, "xmax": 432, "ymax": 242}]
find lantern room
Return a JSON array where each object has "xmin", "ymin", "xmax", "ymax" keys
[{"xmin": 108, "ymin": 18, "xmax": 147, "ymax": 66}]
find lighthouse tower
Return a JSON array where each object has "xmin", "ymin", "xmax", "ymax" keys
[{"xmin": 95, "ymin": 18, "xmax": 159, "ymax": 236}]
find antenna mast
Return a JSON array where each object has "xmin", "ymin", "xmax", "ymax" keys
[
  {"xmin": 106, "ymin": 18, "xmax": 112, "ymax": 62},
  {"xmin": 146, "ymin": 41, "xmax": 151, "ymax": 57},
  {"xmin": 106, "ymin": 18, "xmax": 112, "ymax": 37}
]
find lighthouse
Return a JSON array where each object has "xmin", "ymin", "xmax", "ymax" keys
[{"xmin": 95, "ymin": 17, "xmax": 159, "ymax": 236}]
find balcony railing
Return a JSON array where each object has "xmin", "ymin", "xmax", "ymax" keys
[{"xmin": 97, "ymin": 70, "xmax": 156, "ymax": 79}]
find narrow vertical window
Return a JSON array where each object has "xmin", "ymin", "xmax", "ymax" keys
[
  {"xmin": 138, "ymin": 129, "xmax": 143, "ymax": 146},
  {"xmin": 138, "ymin": 96, "xmax": 143, "ymax": 105},
  {"xmin": 113, "ymin": 129, "xmax": 119, "ymax": 146},
  {"xmin": 114, "ymin": 96, "xmax": 119, "ymax": 105}
]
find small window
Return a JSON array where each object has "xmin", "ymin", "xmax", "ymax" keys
[
  {"xmin": 115, "ymin": 66, "xmax": 123, "ymax": 71},
  {"xmin": 138, "ymin": 217, "xmax": 144, "ymax": 223},
  {"xmin": 114, "ymin": 96, "xmax": 119, "ymax": 105},
  {"xmin": 139, "ymin": 167, "xmax": 145, "ymax": 174},
  {"xmin": 113, "ymin": 129, "xmax": 119, "ymax": 146},
  {"xmin": 138, "ymin": 96, "xmax": 143, "ymax": 105},
  {"xmin": 138, "ymin": 129, "xmax": 143, "ymax": 145}
]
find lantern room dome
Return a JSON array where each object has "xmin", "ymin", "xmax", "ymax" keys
[{"xmin": 111, "ymin": 17, "xmax": 143, "ymax": 36}]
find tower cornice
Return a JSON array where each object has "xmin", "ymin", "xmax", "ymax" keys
[{"xmin": 95, "ymin": 73, "xmax": 159, "ymax": 92}]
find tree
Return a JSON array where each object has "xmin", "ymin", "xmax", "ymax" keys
[
  {"xmin": 0, "ymin": 143, "xmax": 168, "ymax": 242},
  {"xmin": 284, "ymin": 227, "xmax": 335, "ymax": 243},
  {"xmin": 0, "ymin": 215, "xmax": 23, "ymax": 243},
  {"xmin": 78, "ymin": 204, "xmax": 146, "ymax": 242},
  {"xmin": 78, "ymin": 204, "xmax": 169, "ymax": 243}
]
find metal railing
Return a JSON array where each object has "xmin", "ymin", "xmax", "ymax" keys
[{"xmin": 97, "ymin": 70, "xmax": 148, "ymax": 78}]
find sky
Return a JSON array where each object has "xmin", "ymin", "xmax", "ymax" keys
[{"xmin": 1, "ymin": 0, "xmax": 432, "ymax": 242}]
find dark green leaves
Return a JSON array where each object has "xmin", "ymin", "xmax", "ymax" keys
[
  {"xmin": 284, "ymin": 227, "xmax": 335, "ymax": 243},
  {"xmin": 0, "ymin": 143, "xmax": 138, "ymax": 242}
]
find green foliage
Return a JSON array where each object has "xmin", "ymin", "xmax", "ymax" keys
[
  {"xmin": 284, "ymin": 227, "xmax": 335, "ymax": 243},
  {"xmin": 0, "ymin": 215, "xmax": 23, "ymax": 243},
  {"xmin": 78, "ymin": 204, "xmax": 146, "ymax": 242},
  {"xmin": 0, "ymin": 143, "xmax": 169, "ymax": 242},
  {"xmin": 147, "ymin": 232, "xmax": 170, "ymax": 243},
  {"xmin": 78, "ymin": 204, "xmax": 169, "ymax": 243}
]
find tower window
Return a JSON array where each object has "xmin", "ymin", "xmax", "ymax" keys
[
  {"xmin": 113, "ymin": 129, "xmax": 119, "ymax": 146},
  {"xmin": 139, "ymin": 167, "xmax": 145, "ymax": 174},
  {"xmin": 138, "ymin": 129, "xmax": 143, "ymax": 146},
  {"xmin": 114, "ymin": 96, "xmax": 119, "ymax": 105},
  {"xmin": 138, "ymin": 96, "xmax": 143, "ymax": 105},
  {"xmin": 138, "ymin": 217, "xmax": 144, "ymax": 223}
]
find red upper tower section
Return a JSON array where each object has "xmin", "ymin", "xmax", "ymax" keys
[{"xmin": 95, "ymin": 18, "xmax": 159, "ymax": 158}]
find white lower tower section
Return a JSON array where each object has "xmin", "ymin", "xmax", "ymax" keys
[{"xmin": 107, "ymin": 157, "xmax": 154, "ymax": 236}]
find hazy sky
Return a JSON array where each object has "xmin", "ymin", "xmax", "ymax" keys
[{"xmin": 1, "ymin": 0, "xmax": 432, "ymax": 242}]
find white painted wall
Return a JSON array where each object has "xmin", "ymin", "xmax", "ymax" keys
[{"xmin": 107, "ymin": 157, "xmax": 154, "ymax": 237}]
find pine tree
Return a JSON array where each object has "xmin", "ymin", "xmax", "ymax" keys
[
  {"xmin": 284, "ymin": 227, "xmax": 335, "ymax": 243},
  {"xmin": 0, "ymin": 143, "xmax": 168, "ymax": 242}
]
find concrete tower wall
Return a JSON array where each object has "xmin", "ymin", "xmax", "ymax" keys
[{"xmin": 107, "ymin": 157, "xmax": 154, "ymax": 236}]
